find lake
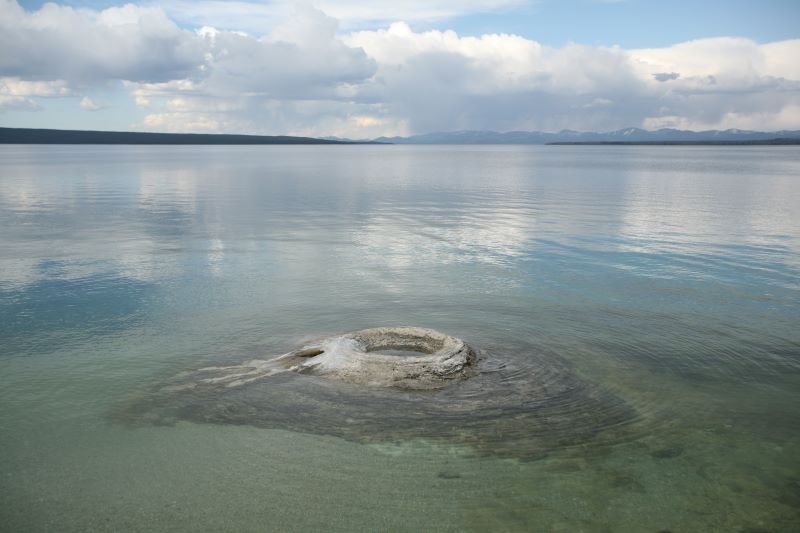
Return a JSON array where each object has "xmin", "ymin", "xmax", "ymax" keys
[{"xmin": 1, "ymin": 144, "xmax": 799, "ymax": 531}]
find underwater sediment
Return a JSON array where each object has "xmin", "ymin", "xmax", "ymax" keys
[{"xmin": 116, "ymin": 327, "xmax": 639, "ymax": 459}]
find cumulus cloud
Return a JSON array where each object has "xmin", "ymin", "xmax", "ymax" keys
[
  {"xmin": 200, "ymin": 6, "xmax": 376, "ymax": 99},
  {"xmin": 0, "ymin": 78, "xmax": 72, "ymax": 97},
  {"xmin": 0, "ymin": 95, "xmax": 41, "ymax": 112},
  {"xmin": 343, "ymin": 27, "xmax": 800, "ymax": 133},
  {"xmin": 1, "ymin": 1, "xmax": 799, "ymax": 135},
  {"xmin": 0, "ymin": 0, "xmax": 205, "ymax": 84},
  {"xmin": 79, "ymin": 96, "xmax": 103, "ymax": 111},
  {"xmin": 0, "ymin": 76, "xmax": 70, "ymax": 112},
  {"xmin": 0, "ymin": 1, "xmax": 377, "ymax": 134},
  {"xmin": 340, "ymin": 23, "xmax": 650, "ymax": 132},
  {"xmin": 126, "ymin": 5, "xmax": 377, "ymax": 135}
]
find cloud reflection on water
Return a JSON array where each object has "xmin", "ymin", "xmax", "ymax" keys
[{"xmin": 0, "ymin": 145, "xmax": 798, "ymax": 343}]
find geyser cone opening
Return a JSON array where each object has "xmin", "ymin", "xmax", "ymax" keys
[{"xmin": 292, "ymin": 327, "xmax": 477, "ymax": 390}]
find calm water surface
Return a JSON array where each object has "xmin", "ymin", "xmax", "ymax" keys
[{"xmin": 1, "ymin": 145, "xmax": 799, "ymax": 531}]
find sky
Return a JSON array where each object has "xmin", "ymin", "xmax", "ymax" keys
[{"xmin": 1, "ymin": 0, "xmax": 799, "ymax": 137}]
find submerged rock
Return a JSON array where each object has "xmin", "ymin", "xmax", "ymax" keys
[{"xmin": 116, "ymin": 327, "xmax": 640, "ymax": 460}]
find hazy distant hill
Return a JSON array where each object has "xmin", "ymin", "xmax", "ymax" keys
[
  {"xmin": 373, "ymin": 128, "xmax": 800, "ymax": 144},
  {"xmin": 0, "ymin": 127, "xmax": 359, "ymax": 145},
  {"xmin": 4, "ymin": 126, "xmax": 798, "ymax": 146}
]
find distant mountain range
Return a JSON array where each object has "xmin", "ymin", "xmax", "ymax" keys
[
  {"xmin": 372, "ymin": 128, "xmax": 800, "ymax": 144},
  {"xmin": 1, "ymin": 126, "xmax": 798, "ymax": 145}
]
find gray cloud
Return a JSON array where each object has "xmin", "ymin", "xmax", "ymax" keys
[
  {"xmin": 0, "ymin": 1, "xmax": 205, "ymax": 84},
  {"xmin": 0, "ymin": 2, "xmax": 375, "ymax": 100},
  {"xmin": 653, "ymin": 72, "xmax": 680, "ymax": 82},
  {"xmin": 2, "ymin": 1, "xmax": 799, "ymax": 135},
  {"xmin": 344, "ymin": 27, "xmax": 800, "ymax": 134},
  {"xmin": 201, "ymin": 7, "xmax": 376, "ymax": 99}
]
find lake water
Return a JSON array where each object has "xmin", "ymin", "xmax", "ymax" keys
[{"xmin": 1, "ymin": 145, "xmax": 799, "ymax": 531}]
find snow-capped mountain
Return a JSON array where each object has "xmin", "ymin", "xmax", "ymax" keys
[{"xmin": 371, "ymin": 128, "xmax": 800, "ymax": 144}]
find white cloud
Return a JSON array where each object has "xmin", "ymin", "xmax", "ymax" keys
[
  {"xmin": 79, "ymin": 96, "xmax": 103, "ymax": 111},
  {"xmin": 0, "ymin": 77, "xmax": 72, "ymax": 97},
  {"xmin": 0, "ymin": 94, "xmax": 41, "ymax": 112},
  {"xmin": 630, "ymin": 38, "xmax": 800, "ymax": 81},
  {"xmin": 343, "ymin": 26, "xmax": 800, "ymax": 133},
  {"xmin": 0, "ymin": 76, "xmax": 70, "ymax": 112},
  {"xmin": 0, "ymin": 0, "xmax": 206, "ymax": 84},
  {"xmin": 199, "ymin": 6, "xmax": 376, "ymax": 99},
  {"xmin": 140, "ymin": 110, "xmax": 240, "ymax": 132},
  {"xmin": 1, "ymin": 1, "xmax": 377, "ymax": 134},
  {"xmin": 643, "ymin": 104, "xmax": 800, "ymax": 132},
  {"xmin": 1, "ymin": 1, "xmax": 799, "ymax": 135}
]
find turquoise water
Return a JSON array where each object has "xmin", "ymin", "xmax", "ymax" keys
[{"xmin": 1, "ymin": 145, "xmax": 799, "ymax": 531}]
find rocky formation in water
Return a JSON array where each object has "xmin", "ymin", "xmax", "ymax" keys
[
  {"xmin": 173, "ymin": 327, "xmax": 477, "ymax": 390},
  {"xmin": 116, "ymin": 327, "xmax": 639, "ymax": 460}
]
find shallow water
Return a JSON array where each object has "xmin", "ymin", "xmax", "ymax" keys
[{"xmin": 1, "ymin": 145, "xmax": 799, "ymax": 531}]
